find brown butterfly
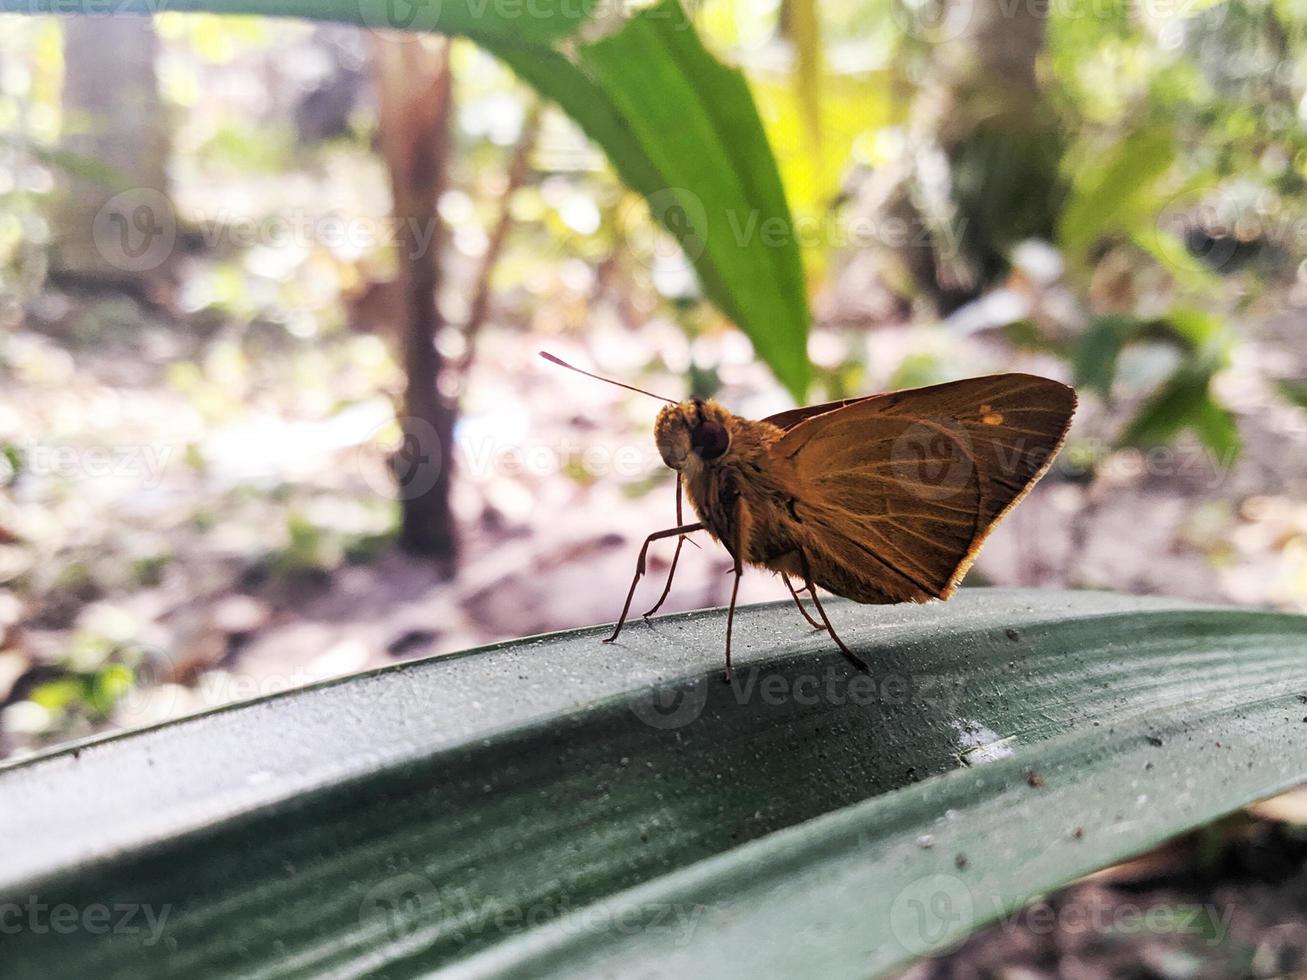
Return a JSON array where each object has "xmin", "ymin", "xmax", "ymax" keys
[{"xmin": 542, "ymin": 353, "xmax": 1076, "ymax": 681}]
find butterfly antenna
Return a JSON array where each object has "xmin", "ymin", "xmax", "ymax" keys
[{"xmin": 538, "ymin": 352, "xmax": 677, "ymax": 404}]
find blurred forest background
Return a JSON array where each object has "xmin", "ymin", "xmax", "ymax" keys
[{"xmin": 0, "ymin": 0, "xmax": 1306, "ymax": 764}]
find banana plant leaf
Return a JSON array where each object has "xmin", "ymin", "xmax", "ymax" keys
[
  {"xmin": 0, "ymin": 0, "xmax": 598, "ymax": 45},
  {"xmin": 1, "ymin": 589, "xmax": 1305, "ymax": 978}
]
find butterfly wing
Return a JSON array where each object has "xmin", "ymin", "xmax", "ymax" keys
[
  {"xmin": 763, "ymin": 396, "xmax": 876, "ymax": 432},
  {"xmin": 774, "ymin": 374, "xmax": 1076, "ymax": 603}
]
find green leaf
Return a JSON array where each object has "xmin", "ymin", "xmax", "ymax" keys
[
  {"xmin": 1119, "ymin": 310, "xmax": 1234, "ymax": 459},
  {"xmin": 1077, "ymin": 309, "xmax": 1228, "ymax": 403},
  {"xmin": 0, "ymin": 0, "xmax": 598, "ymax": 44},
  {"xmin": 1002, "ymin": 319, "xmax": 1064, "ymax": 355},
  {"xmin": 2, "ymin": 590, "xmax": 1303, "ymax": 977},
  {"xmin": 1163, "ymin": 307, "xmax": 1223, "ymax": 349},
  {"xmin": 88, "ymin": 664, "xmax": 135, "ymax": 719},
  {"xmin": 1120, "ymin": 367, "xmax": 1206, "ymax": 447},
  {"xmin": 1073, "ymin": 314, "xmax": 1137, "ymax": 396},
  {"xmin": 489, "ymin": 0, "xmax": 811, "ymax": 399},
  {"xmin": 1120, "ymin": 365, "xmax": 1239, "ymax": 458},
  {"xmin": 1058, "ymin": 127, "xmax": 1176, "ymax": 258},
  {"xmin": 1278, "ymin": 378, "xmax": 1307, "ymax": 411},
  {"xmin": 27, "ymin": 679, "xmax": 82, "ymax": 713},
  {"xmin": 1188, "ymin": 392, "xmax": 1241, "ymax": 459}
]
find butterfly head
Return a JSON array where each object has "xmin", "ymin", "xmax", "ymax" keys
[{"xmin": 655, "ymin": 398, "xmax": 733, "ymax": 471}]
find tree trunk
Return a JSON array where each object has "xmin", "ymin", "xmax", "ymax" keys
[
  {"xmin": 857, "ymin": 0, "xmax": 1062, "ymax": 313},
  {"xmin": 373, "ymin": 38, "xmax": 457, "ymax": 565},
  {"xmin": 51, "ymin": 15, "xmax": 173, "ymax": 295}
]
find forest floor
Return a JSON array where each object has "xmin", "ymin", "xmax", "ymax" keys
[
  {"xmin": 3, "ymin": 293, "xmax": 1305, "ymax": 755},
  {"xmin": 897, "ymin": 797, "xmax": 1307, "ymax": 980}
]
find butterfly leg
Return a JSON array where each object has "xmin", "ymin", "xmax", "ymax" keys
[
  {"xmin": 642, "ymin": 476, "xmax": 701, "ymax": 619},
  {"xmin": 723, "ymin": 554, "xmax": 743, "ymax": 683},
  {"xmin": 604, "ymin": 522, "xmax": 705, "ymax": 644},
  {"xmin": 798, "ymin": 550, "xmax": 870, "ymax": 673},
  {"xmin": 642, "ymin": 536, "xmax": 685, "ymax": 618},
  {"xmin": 781, "ymin": 572, "xmax": 826, "ymax": 632}
]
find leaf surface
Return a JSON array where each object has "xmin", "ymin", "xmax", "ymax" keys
[{"xmin": 2, "ymin": 590, "xmax": 1304, "ymax": 977}]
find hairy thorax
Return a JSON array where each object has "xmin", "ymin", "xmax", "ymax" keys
[{"xmin": 655, "ymin": 399, "xmax": 801, "ymax": 569}]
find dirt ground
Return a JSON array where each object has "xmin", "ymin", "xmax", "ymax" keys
[{"xmin": 897, "ymin": 797, "xmax": 1307, "ymax": 980}]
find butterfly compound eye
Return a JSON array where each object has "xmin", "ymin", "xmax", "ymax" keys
[{"xmin": 690, "ymin": 420, "xmax": 730, "ymax": 460}]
